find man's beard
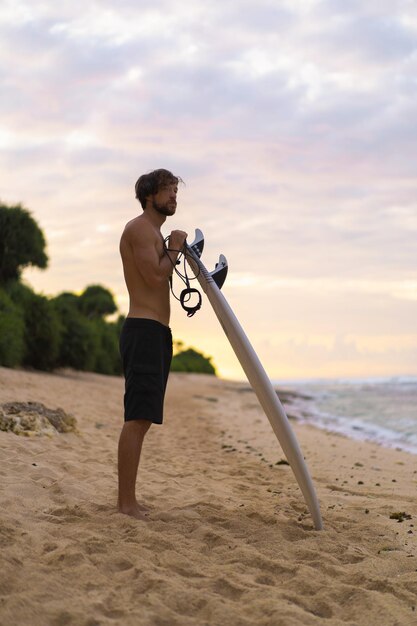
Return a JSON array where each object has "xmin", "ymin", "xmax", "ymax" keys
[{"xmin": 152, "ymin": 200, "xmax": 176, "ymax": 216}]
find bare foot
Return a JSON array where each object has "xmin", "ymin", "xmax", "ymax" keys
[
  {"xmin": 118, "ymin": 498, "xmax": 151, "ymax": 515},
  {"xmin": 137, "ymin": 501, "xmax": 152, "ymax": 513},
  {"xmin": 118, "ymin": 503, "xmax": 149, "ymax": 521}
]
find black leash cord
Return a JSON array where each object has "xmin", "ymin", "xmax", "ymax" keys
[{"xmin": 163, "ymin": 238, "xmax": 202, "ymax": 317}]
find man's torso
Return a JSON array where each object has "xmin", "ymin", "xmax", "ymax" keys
[{"xmin": 120, "ymin": 216, "xmax": 171, "ymax": 325}]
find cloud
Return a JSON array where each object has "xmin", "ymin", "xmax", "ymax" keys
[{"xmin": 1, "ymin": 0, "xmax": 416, "ymax": 378}]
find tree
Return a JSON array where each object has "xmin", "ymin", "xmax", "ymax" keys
[
  {"xmin": 0, "ymin": 202, "xmax": 48, "ymax": 284},
  {"xmin": 78, "ymin": 284, "xmax": 117, "ymax": 319}
]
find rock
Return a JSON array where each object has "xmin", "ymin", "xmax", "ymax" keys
[{"xmin": 0, "ymin": 402, "xmax": 77, "ymax": 436}]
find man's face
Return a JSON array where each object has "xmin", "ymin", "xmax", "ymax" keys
[{"xmin": 152, "ymin": 183, "xmax": 178, "ymax": 216}]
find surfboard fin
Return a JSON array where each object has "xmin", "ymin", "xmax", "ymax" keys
[
  {"xmin": 210, "ymin": 254, "xmax": 228, "ymax": 290},
  {"xmin": 188, "ymin": 228, "xmax": 204, "ymax": 258}
]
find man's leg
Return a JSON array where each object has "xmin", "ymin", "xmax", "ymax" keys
[{"xmin": 117, "ymin": 419, "xmax": 152, "ymax": 519}]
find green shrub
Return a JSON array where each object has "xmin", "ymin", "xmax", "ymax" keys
[
  {"xmin": 7, "ymin": 283, "xmax": 61, "ymax": 370},
  {"xmin": 90, "ymin": 319, "xmax": 122, "ymax": 375},
  {"xmin": 171, "ymin": 347, "xmax": 216, "ymax": 375},
  {"xmin": 0, "ymin": 289, "xmax": 25, "ymax": 367},
  {"xmin": 52, "ymin": 294, "xmax": 98, "ymax": 371},
  {"xmin": 24, "ymin": 293, "xmax": 61, "ymax": 370},
  {"xmin": 51, "ymin": 288, "xmax": 121, "ymax": 374}
]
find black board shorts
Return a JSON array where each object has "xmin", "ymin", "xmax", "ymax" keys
[{"xmin": 119, "ymin": 318, "xmax": 173, "ymax": 424}]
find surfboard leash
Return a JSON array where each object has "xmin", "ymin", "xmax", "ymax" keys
[{"xmin": 163, "ymin": 238, "xmax": 202, "ymax": 317}]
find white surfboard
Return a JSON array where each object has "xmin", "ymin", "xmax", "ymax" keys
[{"xmin": 186, "ymin": 229, "xmax": 323, "ymax": 530}]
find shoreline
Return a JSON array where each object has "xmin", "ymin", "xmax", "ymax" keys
[
  {"xmin": 2, "ymin": 366, "xmax": 416, "ymax": 454},
  {"xmin": 1, "ymin": 367, "xmax": 416, "ymax": 625},
  {"xmin": 212, "ymin": 375, "xmax": 417, "ymax": 457}
]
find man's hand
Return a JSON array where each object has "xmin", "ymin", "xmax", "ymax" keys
[{"xmin": 169, "ymin": 230, "xmax": 188, "ymax": 251}]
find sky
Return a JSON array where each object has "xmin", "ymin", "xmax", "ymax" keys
[{"xmin": 1, "ymin": 0, "xmax": 416, "ymax": 381}]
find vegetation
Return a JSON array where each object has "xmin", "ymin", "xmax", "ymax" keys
[
  {"xmin": 171, "ymin": 348, "xmax": 216, "ymax": 375},
  {"xmin": 0, "ymin": 201, "xmax": 216, "ymax": 376},
  {"xmin": 0, "ymin": 203, "xmax": 48, "ymax": 283},
  {"xmin": 0, "ymin": 289, "xmax": 25, "ymax": 367}
]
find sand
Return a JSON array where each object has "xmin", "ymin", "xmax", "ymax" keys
[{"xmin": 0, "ymin": 366, "xmax": 416, "ymax": 626}]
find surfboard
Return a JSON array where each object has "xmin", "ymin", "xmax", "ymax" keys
[{"xmin": 186, "ymin": 229, "xmax": 323, "ymax": 530}]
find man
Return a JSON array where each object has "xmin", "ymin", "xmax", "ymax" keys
[{"xmin": 118, "ymin": 168, "xmax": 187, "ymax": 519}]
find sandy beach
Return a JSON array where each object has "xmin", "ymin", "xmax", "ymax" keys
[{"xmin": 0, "ymin": 366, "xmax": 416, "ymax": 626}]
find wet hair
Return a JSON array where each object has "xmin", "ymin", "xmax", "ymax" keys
[{"xmin": 134, "ymin": 168, "xmax": 183, "ymax": 209}]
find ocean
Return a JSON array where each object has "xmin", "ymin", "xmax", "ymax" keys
[{"xmin": 275, "ymin": 377, "xmax": 417, "ymax": 455}]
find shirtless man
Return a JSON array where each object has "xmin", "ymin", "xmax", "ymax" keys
[{"xmin": 118, "ymin": 168, "xmax": 187, "ymax": 519}]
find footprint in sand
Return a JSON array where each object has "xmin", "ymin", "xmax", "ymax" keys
[
  {"xmin": 106, "ymin": 558, "xmax": 135, "ymax": 573},
  {"xmin": 255, "ymin": 574, "xmax": 276, "ymax": 586},
  {"xmin": 42, "ymin": 543, "xmax": 59, "ymax": 555},
  {"xmin": 46, "ymin": 550, "xmax": 86, "ymax": 567},
  {"xmin": 212, "ymin": 577, "xmax": 246, "ymax": 600},
  {"xmin": 43, "ymin": 505, "xmax": 89, "ymax": 523}
]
